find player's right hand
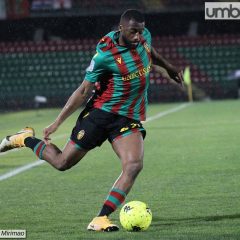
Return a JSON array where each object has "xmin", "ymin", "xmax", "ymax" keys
[{"xmin": 43, "ymin": 122, "xmax": 59, "ymax": 144}]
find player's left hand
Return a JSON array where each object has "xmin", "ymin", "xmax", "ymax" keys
[{"xmin": 43, "ymin": 122, "xmax": 59, "ymax": 144}]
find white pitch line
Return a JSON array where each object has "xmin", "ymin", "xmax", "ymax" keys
[
  {"xmin": 0, "ymin": 103, "xmax": 191, "ymax": 182},
  {"xmin": 0, "ymin": 160, "xmax": 45, "ymax": 181},
  {"xmin": 144, "ymin": 103, "xmax": 190, "ymax": 123}
]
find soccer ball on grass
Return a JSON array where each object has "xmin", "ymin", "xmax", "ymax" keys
[{"xmin": 119, "ymin": 201, "xmax": 152, "ymax": 231}]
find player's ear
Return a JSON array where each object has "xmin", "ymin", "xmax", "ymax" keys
[{"xmin": 119, "ymin": 24, "xmax": 123, "ymax": 32}]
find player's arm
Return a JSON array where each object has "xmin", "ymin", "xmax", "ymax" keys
[
  {"xmin": 151, "ymin": 46, "xmax": 184, "ymax": 85},
  {"xmin": 43, "ymin": 80, "xmax": 94, "ymax": 143}
]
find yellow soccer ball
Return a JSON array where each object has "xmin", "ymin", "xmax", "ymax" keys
[{"xmin": 120, "ymin": 201, "xmax": 152, "ymax": 231}]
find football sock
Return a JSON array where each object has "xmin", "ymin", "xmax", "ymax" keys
[
  {"xmin": 24, "ymin": 137, "xmax": 46, "ymax": 159},
  {"xmin": 98, "ymin": 188, "xmax": 126, "ymax": 216}
]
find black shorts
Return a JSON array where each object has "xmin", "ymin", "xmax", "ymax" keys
[{"xmin": 70, "ymin": 108, "xmax": 146, "ymax": 150}]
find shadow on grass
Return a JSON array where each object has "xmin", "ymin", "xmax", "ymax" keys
[{"xmin": 152, "ymin": 213, "xmax": 240, "ymax": 226}]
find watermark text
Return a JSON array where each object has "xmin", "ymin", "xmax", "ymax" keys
[{"xmin": 0, "ymin": 230, "xmax": 26, "ymax": 239}]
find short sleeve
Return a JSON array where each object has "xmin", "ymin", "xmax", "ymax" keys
[{"xmin": 84, "ymin": 51, "xmax": 106, "ymax": 83}]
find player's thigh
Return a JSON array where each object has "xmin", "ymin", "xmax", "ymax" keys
[
  {"xmin": 60, "ymin": 141, "xmax": 88, "ymax": 167},
  {"xmin": 112, "ymin": 131, "xmax": 144, "ymax": 166}
]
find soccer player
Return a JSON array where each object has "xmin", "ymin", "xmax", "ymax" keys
[{"xmin": 0, "ymin": 9, "xmax": 183, "ymax": 231}]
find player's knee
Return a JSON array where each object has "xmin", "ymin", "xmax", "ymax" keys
[
  {"xmin": 56, "ymin": 160, "xmax": 71, "ymax": 171},
  {"xmin": 57, "ymin": 164, "xmax": 69, "ymax": 171},
  {"xmin": 125, "ymin": 159, "xmax": 143, "ymax": 178},
  {"xmin": 133, "ymin": 161, "xmax": 143, "ymax": 175}
]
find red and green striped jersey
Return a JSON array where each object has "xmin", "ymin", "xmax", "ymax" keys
[{"xmin": 85, "ymin": 27, "xmax": 152, "ymax": 121}]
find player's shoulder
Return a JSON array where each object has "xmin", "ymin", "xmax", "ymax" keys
[
  {"xmin": 96, "ymin": 31, "xmax": 116, "ymax": 54},
  {"xmin": 90, "ymin": 32, "xmax": 116, "ymax": 65},
  {"xmin": 142, "ymin": 27, "xmax": 152, "ymax": 40}
]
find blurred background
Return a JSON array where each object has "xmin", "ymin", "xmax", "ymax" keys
[{"xmin": 0, "ymin": 0, "xmax": 239, "ymax": 110}]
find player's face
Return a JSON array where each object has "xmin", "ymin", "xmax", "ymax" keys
[{"xmin": 119, "ymin": 20, "xmax": 145, "ymax": 48}]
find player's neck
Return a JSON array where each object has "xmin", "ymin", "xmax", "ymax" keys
[{"xmin": 118, "ymin": 33, "xmax": 126, "ymax": 47}]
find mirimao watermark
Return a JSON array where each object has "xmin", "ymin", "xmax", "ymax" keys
[
  {"xmin": 205, "ymin": 2, "xmax": 240, "ymax": 20},
  {"xmin": 0, "ymin": 230, "xmax": 26, "ymax": 239}
]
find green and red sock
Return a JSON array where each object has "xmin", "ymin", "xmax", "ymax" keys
[
  {"xmin": 98, "ymin": 188, "xmax": 126, "ymax": 216},
  {"xmin": 24, "ymin": 137, "xmax": 46, "ymax": 159}
]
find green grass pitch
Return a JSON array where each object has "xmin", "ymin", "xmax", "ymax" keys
[{"xmin": 0, "ymin": 100, "xmax": 240, "ymax": 239}]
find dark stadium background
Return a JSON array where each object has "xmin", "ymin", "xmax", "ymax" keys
[{"xmin": 0, "ymin": 0, "xmax": 239, "ymax": 110}]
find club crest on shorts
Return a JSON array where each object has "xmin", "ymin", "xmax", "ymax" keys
[{"xmin": 77, "ymin": 130, "xmax": 85, "ymax": 140}]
